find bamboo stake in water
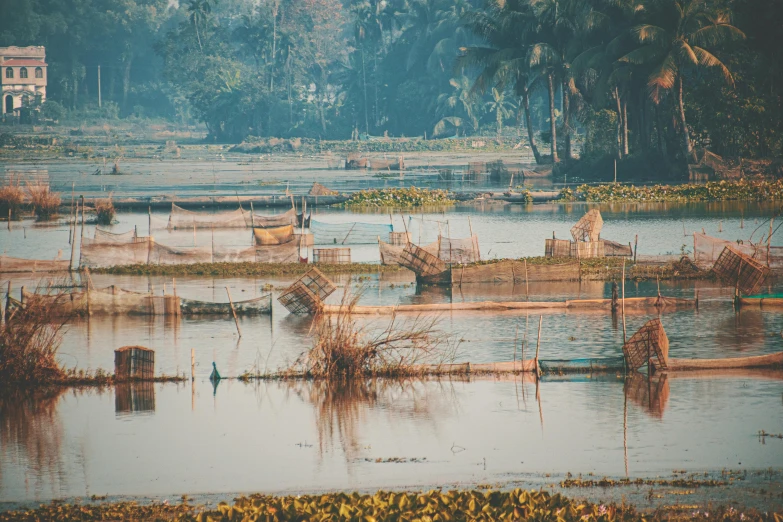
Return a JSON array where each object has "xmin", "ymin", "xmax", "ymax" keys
[
  {"xmin": 226, "ymin": 287, "xmax": 242, "ymax": 337},
  {"xmin": 622, "ymin": 258, "xmax": 627, "ymax": 343},
  {"xmin": 524, "ymin": 258, "xmax": 529, "ymax": 301},
  {"xmin": 513, "ymin": 323, "xmax": 519, "ymax": 369},
  {"xmin": 535, "ymin": 315, "xmax": 542, "ymax": 378},
  {"xmin": 191, "ymin": 348, "xmax": 195, "ymax": 381}
]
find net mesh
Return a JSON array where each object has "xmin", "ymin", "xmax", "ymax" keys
[
  {"xmin": 379, "ymin": 240, "xmax": 438, "ymax": 265},
  {"xmin": 167, "ymin": 203, "xmax": 252, "ymax": 229},
  {"xmin": 712, "ymin": 246, "xmax": 770, "ymax": 295},
  {"xmin": 180, "ymin": 294, "xmax": 271, "ymax": 315},
  {"xmin": 693, "ymin": 232, "xmax": 781, "ymax": 268},
  {"xmin": 252, "ymin": 208, "xmax": 297, "ymax": 228},
  {"xmin": 399, "ymin": 243, "xmax": 447, "ymax": 277},
  {"xmin": 439, "ymin": 235, "xmax": 480, "ymax": 264},
  {"xmin": 311, "ymin": 220, "xmax": 392, "ymax": 244},
  {"xmin": 571, "ymin": 209, "xmax": 603, "ymax": 242},
  {"xmin": 278, "ymin": 267, "xmax": 336, "ymax": 314},
  {"xmin": 254, "ymin": 225, "xmax": 294, "ymax": 245},
  {"xmin": 452, "ymin": 260, "xmax": 580, "ymax": 284},
  {"xmin": 313, "ymin": 248, "xmax": 351, "ymax": 264},
  {"xmin": 539, "ymin": 356, "xmax": 626, "ymax": 373},
  {"xmin": 622, "ymin": 318, "xmax": 669, "ymax": 371},
  {"xmin": 0, "ymin": 255, "xmax": 70, "ymax": 273},
  {"xmin": 94, "ymin": 228, "xmax": 137, "ymax": 242}
]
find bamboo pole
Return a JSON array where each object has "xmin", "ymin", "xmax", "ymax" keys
[
  {"xmin": 622, "ymin": 258, "xmax": 627, "ymax": 343},
  {"xmin": 148, "ymin": 206, "xmax": 152, "ymax": 236},
  {"xmin": 226, "ymin": 287, "xmax": 242, "ymax": 337},
  {"xmin": 250, "ymin": 201, "xmax": 255, "ymax": 227},
  {"xmin": 524, "ymin": 258, "xmax": 529, "ymax": 301},
  {"xmin": 535, "ymin": 315, "xmax": 542, "ymax": 378},
  {"xmin": 80, "ymin": 196, "xmax": 85, "ymax": 238},
  {"xmin": 69, "ymin": 204, "xmax": 78, "ymax": 271},
  {"xmin": 4, "ymin": 281, "xmax": 10, "ymax": 323},
  {"xmin": 191, "ymin": 348, "xmax": 195, "ymax": 381},
  {"xmin": 513, "ymin": 323, "xmax": 519, "ymax": 368},
  {"xmin": 768, "ymin": 217, "xmax": 774, "ymax": 267}
]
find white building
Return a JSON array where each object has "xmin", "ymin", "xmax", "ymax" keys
[{"xmin": 1, "ymin": 46, "xmax": 48, "ymax": 116}]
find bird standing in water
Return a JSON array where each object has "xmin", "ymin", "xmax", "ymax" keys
[{"xmin": 209, "ymin": 362, "xmax": 221, "ymax": 381}]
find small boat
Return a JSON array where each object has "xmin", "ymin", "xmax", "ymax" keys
[
  {"xmin": 345, "ymin": 154, "xmax": 368, "ymax": 169},
  {"xmin": 180, "ymin": 293, "xmax": 272, "ymax": 316}
]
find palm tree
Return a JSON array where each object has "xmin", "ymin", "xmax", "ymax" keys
[
  {"xmin": 187, "ymin": 0, "xmax": 214, "ymax": 52},
  {"xmin": 484, "ymin": 87, "xmax": 516, "ymax": 136},
  {"xmin": 619, "ymin": 0, "xmax": 745, "ymax": 161},
  {"xmin": 434, "ymin": 75, "xmax": 479, "ymax": 136},
  {"xmin": 459, "ymin": 0, "xmax": 545, "ymax": 163}
]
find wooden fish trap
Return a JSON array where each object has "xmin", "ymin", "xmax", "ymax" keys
[
  {"xmin": 277, "ymin": 267, "xmax": 337, "ymax": 314},
  {"xmin": 389, "ymin": 231, "xmax": 411, "ymax": 246},
  {"xmin": 571, "ymin": 209, "xmax": 604, "ymax": 242},
  {"xmin": 399, "ymin": 243, "xmax": 447, "ymax": 278},
  {"xmin": 712, "ymin": 246, "xmax": 770, "ymax": 296},
  {"xmin": 114, "ymin": 346, "xmax": 155, "ymax": 380},
  {"xmin": 571, "ymin": 240, "xmax": 605, "ymax": 258},
  {"xmin": 313, "ymin": 247, "xmax": 351, "ymax": 264},
  {"xmin": 622, "ymin": 318, "xmax": 669, "ymax": 371},
  {"xmin": 115, "ymin": 381, "xmax": 156, "ymax": 415},
  {"xmin": 545, "ymin": 238, "xmax": 573, "ymax": 258}
]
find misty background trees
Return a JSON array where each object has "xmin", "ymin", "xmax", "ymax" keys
[{"xmin": 0, "ymin": 0, "xmax": 780, "ymax": 163}]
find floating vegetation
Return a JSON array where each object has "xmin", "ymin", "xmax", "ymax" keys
[
  {"xmin": 759, "ymin": 430, "xmax": 783, "ymax": 440},
  {"xmin": 561, "ymin": 477, "xmax": 728, "ymax": 488},
  {"xmin": 343, "ymin": 187, "xmax": 454, "ymax": 208},
  {"xmin": 560, "ymin": 178, "xmax": 783, "ymax": 203}
]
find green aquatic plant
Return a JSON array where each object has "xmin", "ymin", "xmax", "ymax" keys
[
  {"xmin": 561, "ymin": 178, "xmax": 783, "ymax": 203},
  {"xmin": 343, "ymin": 187, "xmax": 455, "ymax": 208}
]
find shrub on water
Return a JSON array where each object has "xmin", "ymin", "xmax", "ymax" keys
[
  {"xmin": 95, "ymin": 197, "xmax": 116, "ymax": 225},
  {"xmin": 26, "ymin": 182, "xmax": 61, "ymax": 220},
  {"xmin": 0, "ymin": 182, "xmax": 24, "ymax": 219}
]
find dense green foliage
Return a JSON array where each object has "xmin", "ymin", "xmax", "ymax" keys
[
  {"xmin": 567, "ymin": 178, "xmax": 783, "ymax": 202},
  {"xmin": 343, "ymin": 187, "xmax": 454, "ymax": 207},
  {"xmin": 0, "ymin": 0, "xmax": 780, "ymax": 161}
]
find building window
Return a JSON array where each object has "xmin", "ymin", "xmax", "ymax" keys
[
  {"xmin": 35, "ymin": 67, "xmax": 43, "ymax": 79},
  {"xmin": 20, "ymin": 67, "xmax": 28, "ymax": 79},
  {"xmin": 4, "ymin": 68, "xmax": 12, "ymax": 79}
]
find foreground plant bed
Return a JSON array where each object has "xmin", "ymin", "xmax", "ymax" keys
[
  {"xmin": 0, "ymin": 489, "xmax": 778, "ymax": 521},
  {"xmin": 91, "ymin": 262, "xmax": 404, "ymax": 277}
]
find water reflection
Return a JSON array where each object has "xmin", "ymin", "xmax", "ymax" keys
[
  {"xmin": 624, "ymin": 372, "xmax": 670, "ymax": 418},
  {"xmin": 115, "ymin": 382, "xmax": 156, "ymax": 416}
]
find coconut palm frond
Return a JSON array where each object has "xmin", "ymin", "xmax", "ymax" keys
[
  {"xmin": 647, "ymin": 52, "xmax": 677, "ymax": 91},
  {"xmin": 692, "ymin": 46, "xmax": 733, "ymax": 84}
]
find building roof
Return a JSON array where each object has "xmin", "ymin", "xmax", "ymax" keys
[{"xmin": 1, "ymin": 59, "xmax": 47, "ymax": 67}]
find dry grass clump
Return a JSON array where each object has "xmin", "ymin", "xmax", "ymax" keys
[
  {"xmin": 0, "ymin": 281, "xmax": 72, "ymax": 385},
  {"xmin": 94, "ymin": 195, "xmax": 116, "ymax": 225},
  {"xmin": 26, "ymin": 182, "xmax": 61, "ymax": 220},
  {"xmin": 0, "ymin": 181, "xmax": 25, "ymax": 219},
  {"xmin": 292, "ymin": 289, "xmax": 454, "ymax": 379}
]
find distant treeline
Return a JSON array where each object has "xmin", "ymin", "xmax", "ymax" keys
[{"xmin": 1, "ymin": 0, "xmax": 781, "ymax": 163}]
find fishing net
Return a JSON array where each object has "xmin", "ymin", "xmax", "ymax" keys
[
  {"xmin": 89, "ymin": 287, "xmax": 179, "ymax": 315},
  {"xmin": 211, "ymin": 247, "xmax": 257, "ymax": 263},
  {"xmin": 399, "ymin": 243, "xmax": 447, "ymax": 278},
  {"xmin": 545, "ymin": 239, "xmax": 572, "ymax": 258},
  {"xmin": 80, "ymin": 239, "xmax": 154, "ymax": 268},
  {"xmin": 310, "ymin": 220, "xmax": 392, "ymax": 245},
  {"xmin": 622, "ymin": 318, "xmax": 669, "ymax": 371},
  {"xmin": 692, "ymin": 232, "xmax": 782, "ymax": 269},
  {"xmin": 439, "ymin": 235, "xmax": 480, "ymax": 264},
  {"xmin": 571, "ymin": 209, "xmax": 603, "ymax": 242},
  {"xmin": 545, "ymin": 238, "xmax": 605, "ymax": 258},
  {"xmin": 94, "ymin": 228, "xmax": 137, "ymax": 243},
  {"xmin": 452, "ymin": 260, "xmax": 580, "ymax": 284},
  {"xmin": 167, "ymin": 203, "xmax": 253, "ymax": 229},
  {"xmin": 602, "ymin": 239, "xmax": 632, "ymax": 257},
  {"xmin": 539, "ymin": 356, "xmax": 626, "ymax": 374},
  {"xmin": 389, "ymin": 231, "xmax": 411, "ymax": 246},
  {"xmin": 711, "ymin": 246, "xmax": 770, "ymax": 295},
  {"xmin": 255, "ymin": 243, "xmax": 300, "ymax": 263},
  {"xmin": 254, "ymin": 225, "xmax": 294, "ymax": 245},
  {"xmin": 379, "ymin": 240, "xmax": 438, "ymax": 265},
  {"xmin": 180, "ymin": 294, "xmax": 272, "ymax": 316},
  {"xmin": 252, "ymin": 208, "xmax": 297, "ymax": 228},
  {"xmin": 313, "ymin": 248, "xmax": 351, "ymax": 264},
  {"xmin": 0, "ymin": 254, "xmax": 70, "ymax": 273},
  {"xmin": 278, "ymin": 267, "xmax": 336, "ymax": 314},
  {"xmin": 309, "ymin": 182, "xmax": 338, "ymax": 196}
]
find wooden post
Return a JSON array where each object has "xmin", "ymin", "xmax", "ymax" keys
[
  {"xmin": 633, "ymin": 234, "xmax": 638, "ymax": 263},
  {"xmin": 69, "ymin": 205, "xmax": 78, "ymax": 271},
  {"xmin": 20, "ymin": 286, "xmax": 25, "ymax": 306},
  {"xmin": 250, "ymin": 201, "xmax": 255, "ymax": 228},
  {"xmin": 524, "ymin": 258, "xmax": 529, "ymax": 301},
  {"xmin": 80, "ymin": 196, "xmax": 85, "ymax": 238},
  {"xmin": 621, "ymin": 258, "xmax": 627, "ymax": 343},
  {"xmin": 767, "ymin": 217, "xmax": 774, "ymax": 267},
  {"xmin": 226, "ymin": 287, "xmax": 242, "ymax": 337},
  {"xmin": 191, "ymin": 348, "xmax": 195, "ymax": 381},
  {"xmin": 513, "ymin": 323, "xmax": 519, "ymax": 369},
  {"xmin": 535, "ymin": 315, "xmax": 542, "ymax": 378}
]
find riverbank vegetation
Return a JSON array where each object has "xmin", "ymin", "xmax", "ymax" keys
[
  {"xmin": 0, "ymin": 489, "xmax": 776, "ymax": 521},
  {"xmin": 343, "ymin": 187, "xmax": 455, "ymax": 208},
  {"xmin": 559, "ymin": 179, "xmax": 783, "ymax": 203},
  {"xmin": 1, "ymin": 0, "xmax": 779, "ymax": 169},
  {"xmin": 92, "ymin": 262, "xmax": 403, "ymax": 277},
  {"xmin": 94, "ymin": 196, "xmax": 116, "ymax": 225}
]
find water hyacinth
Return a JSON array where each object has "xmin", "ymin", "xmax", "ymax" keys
[
  {"xmin": 560, "ymin": 178, "xmax": 783, "ymax": 203},
  {"xmin": 343, "ymin": 187, "xmax": 455, "ymax": 208}
]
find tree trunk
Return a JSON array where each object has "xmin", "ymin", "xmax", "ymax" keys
[
  {"xmin": 373, "ymin": 52, "xmax": 380, "ymax": 127},
  {"xmin": 122, "ymin": 54, "xmax": 133, "ymax": 112},
  {"xmin": 562, "ymin": 79, "xmax": 571, "ymax": 160},
  {"xmin": 497, "ymin": 107, "xmax": 502, "ymax": 137},
  {"xmin": 678, "ymin": 75, "xmax": 696, "ymax": 162},
  {"xmin": 614, "ymin": 88, "xmax": 621, "ymax": 158},
  {"xmin": 622, "ymin": 97, "xmax": 629, "ymax": 156},
  {"xmin": 547, "ymin": 73, "xmax": 559, "ymax": 163},
  {"xmin": 522, "ymin": 91, "xmax": 543, "ymax": 164},
  {"xmin": 195, "ymin": 21, "xmax": 203, "ymax": 52},
  {"xmin": 654, "ymin": 102, "xmax": 663, "ymax": 155},
  {"xmin": 361, "ymin": 48, "xmax": 369, "ymax": 135}
]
